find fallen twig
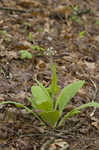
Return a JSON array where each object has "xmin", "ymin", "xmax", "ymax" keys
[{"xmin": 0, "ymin": 6, "xmax": 26, "ymax": 13}]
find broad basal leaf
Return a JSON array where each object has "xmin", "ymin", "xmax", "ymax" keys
[
  {"xmin": 31, "ymin": 83, "xmax": 52, "ymax": 105},
  {"xmin": 35, "ymin": 79, "xmax": 51, "ymax": 99},
  {"xmin": 36, "ymin": 101, "xmax": 53, "ymax": 111},
  {"xmin": 40, "ymin": 110, "xmax": 60, "ymax": 127},
  {"xmin": 55, "ymin": 80, "xmax": 85, "ymax": 112}
]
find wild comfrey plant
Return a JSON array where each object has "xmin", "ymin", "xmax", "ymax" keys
[{"xmin": 0, "ymin": 64, "xmax": 99, "ymax": 128}]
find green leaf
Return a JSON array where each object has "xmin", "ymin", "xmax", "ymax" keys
[
  {"xmin": 36, "ymin": 101, "xmax": 53, "ymax": 111},
  {"xmin": 29, "ymin": 32, "xmax": 33, "ymax": 42},
  {"xmin": 96, "ymin": 21, "xmax": 99, "ymax": 25},
  {"xmin": 0, "ymin": 101, "xmax": 35, "ymax": 113},
  {"xmin": 71, "ymin": 15, "xmax": 81, "ymax": 23},
  {"xmin": 31, "ymin": 81, "xmax": 52, "ymax": 105},
  {"xmin": 0, "ymin": 101, "xmax": 24, "ymax": 107},
  {"xmin": 27, "ymin": 96, "xmax": 53, "ymax": 111},
  {"xmin": 55, "ymin": 80, "xmax": 85, "ymax": 112},
  {"xmin": 27, "ymin": 96, "xmax": 37, "ymax": 108},
  {"xmin": 74, "ymin": 102, "xmax": 99, "ymax": 111},
  {"xmin": 79, "ymin": 31, "xmax": 86, "ymax": 38},
  {"xmin": 31, "ymin": 45, "xmax": 44, "ymax": 51},
  {"xmin": 19, "ymin": 50, "xmax": 32, "ymax": 59},
  {"xmin": 0, "ymin": 101, "xmax": 35, "ymax": 115},
  {"xmin": 50, "ymin": 64, "xmax": 59, "ymax": 96},
  {"xmin": 0, "ymin": 101, "xmax": 42, "ymax": 122},
  {"xmin": 40, "ymin": 110, "xmax": 60, "ymax": 127},
  {"xmin": 35, "ymin": 80, "xmax": 53, "ymax": 101},
  {"xmin": 59, "ymin": 102, "xmax": 99, "ymax": 126},
  {"xmin": 58, "ymin": 109, "xmax": 80, "ymax": 127}
]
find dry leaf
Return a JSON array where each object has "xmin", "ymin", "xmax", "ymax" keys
[
  {"xmin": 50, "ymin": 139, "xmax": 69, "ymax": 150},
  {"xmin": 17, "ymin": 0, "xmax": 42, "ymax": 8},
  {"xmin": 51, "ymin": 5, "xmax": 72, "ymax": 17},
  {"xmin": 91, "ymin": 117, "xmax": 99, "ymax": 130}
]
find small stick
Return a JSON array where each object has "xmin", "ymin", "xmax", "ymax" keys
[
  {"xmin": 90, "ymin": 79, "xmax": 98, "ymax": 117},
  {"xmin": 0, "ymin": 6, "xmax": 26, "ymax": 13}
]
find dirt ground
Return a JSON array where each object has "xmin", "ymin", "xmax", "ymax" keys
[{"xmin": 0, "ymin": 0, "xmax": 99, "ymax": 149}]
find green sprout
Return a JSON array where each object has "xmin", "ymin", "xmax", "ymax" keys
[
  {"xmin": 31, "ymin": 45, "xmax": 44, "ymax": 51},
  {"xmin": 0, "ymin": 30, "xmax": 11, "ymax": 43},
  {"xmin": 19, "ymin": 50, "xmax": 32, "ymax": 59},
  {"xmin": 37, "ymin": 26, "xmax": 44, "ymax": 33},
  {"xmin": 28, "ymin": 32, "xmax": 45, "ymax": 56},
  {"xmin": 0, "ymin": 30, "xmax": 8, "ymax": 36},
  {"xmin": 79, "ymin": 31, "xmax": 86, "ymax": 38},
  {"xmin": 96, "ymin": 21, "xmax": 99, "ymax": 25},
  {"xmin": 29, "ymin": 32, "xmax": 33, "ymax": 42},
  {"xmin": 72, "ymin": 5, "xmax": 78, "ymax": 14},
  {"xmin": 24, "ymin": 22, "xmax": 31, "ymax": 28},
  {"xmin": 19, "ymin": 45, "xmax": 45, "ymax": 59},
  {"xmin": 71, "ymin": 5, "xmax": 81, "ymax": 23},
  {"xmin": 0, "ymin": 64, "xmax": 99, "ymax": 128},
  {"xmin": 71, "ymin": 15, "xmax": 81, "ymax": 23},
  {"xmin": 31, "ymin": 45, "xmax": 45, "ymax": 56}
]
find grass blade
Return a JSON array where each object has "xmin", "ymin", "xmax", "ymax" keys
[
  {"xmin": 59, "ymin": 102, "xmax": 99, "ymax": 126},
  {"xmin": 0, "ymin": 101, "xmax": 42, "ymax": 122},
  {"xmin": 74, "ymin": 102, "xmax": 99, "ymax": 111},
  {"xmin": 58, "ymin": 109, "xmax": 80, "ymax": 127}
]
